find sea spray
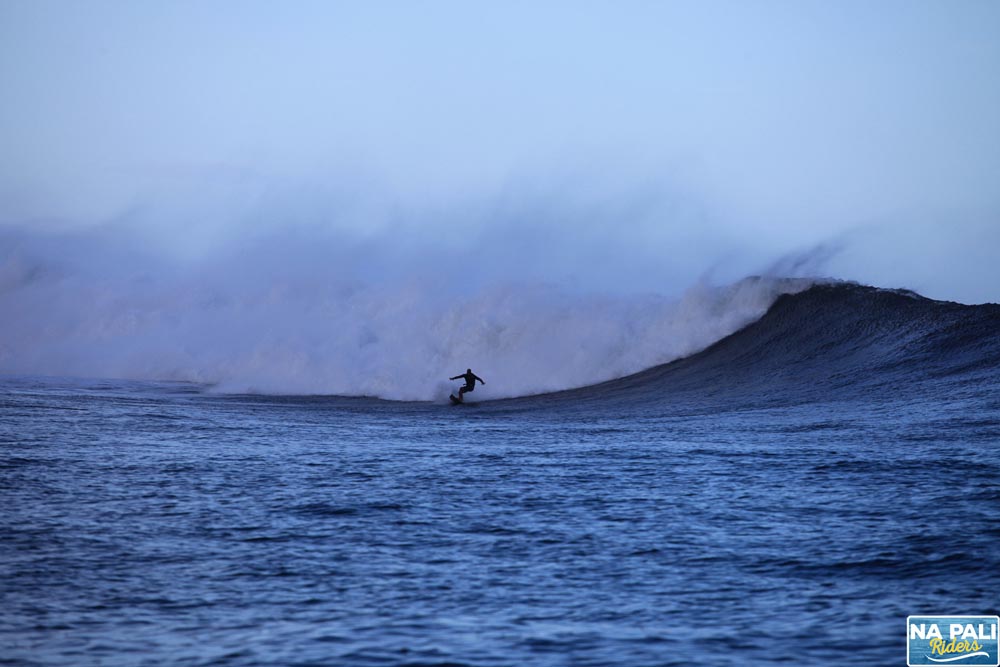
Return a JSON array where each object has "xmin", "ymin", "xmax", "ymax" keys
[{"xmin": 0, "ymin": 233, "xmax": 811, "ymax": 399}]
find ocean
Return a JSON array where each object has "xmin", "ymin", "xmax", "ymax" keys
[{"xmin": 2, "ymin": 283, "xmax": 999, "ymax": 666}]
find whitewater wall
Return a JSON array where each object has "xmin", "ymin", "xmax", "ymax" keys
[{"xmin": 0, "ymin": 222, "xmax": 812, "ymax": 400}]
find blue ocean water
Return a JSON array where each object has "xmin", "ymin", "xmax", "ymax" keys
[{"xmin": 2, "ymin": 284, "xmax": 999, "ymax": 666}]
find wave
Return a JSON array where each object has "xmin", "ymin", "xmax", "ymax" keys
[
  {"xmin": 550, "ymin": 283, "xmax": 1000, "ymax": 409},
  {"xmin": 5, "ymin": 216, "xmax": 995, "ymax": 405}
]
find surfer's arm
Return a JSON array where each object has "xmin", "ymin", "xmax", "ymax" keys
[
  {"xmin": 475, "ymin": 374, "xmax": 485, "ymax": 385},
  {"xmin": 449, "ymin": 375, "xmax": 461, "ymax": 380}
]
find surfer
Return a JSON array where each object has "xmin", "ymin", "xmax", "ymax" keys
[{"xmin": 450, "ymin": 369, "xmax": 485, "ymax": 400}]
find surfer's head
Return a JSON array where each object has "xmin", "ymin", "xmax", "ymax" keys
[{"xmin": 466, "ymin": 368, "xmax": 472, "ymax": 373}]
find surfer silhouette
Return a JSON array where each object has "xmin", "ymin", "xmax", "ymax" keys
[{"xmin": 450, "ymin": 369, "xmax": 485, "ymax": 401}]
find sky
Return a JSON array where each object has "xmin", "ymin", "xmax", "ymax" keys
[
  {"xmin": 2, "ymin": 2, "xmax": 999, "ymax": 291},
  {"xmin": 0, "ymin": 1, "xmax": 999, "ymax": 392}
]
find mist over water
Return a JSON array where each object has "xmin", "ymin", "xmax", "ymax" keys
[
  {"xmin": 0, "ymin": 187, "xmax": 815, "ymax": 399},
  {"xmin": 4, "ymin": 165, "xmax": 999, "ymax": 399}
]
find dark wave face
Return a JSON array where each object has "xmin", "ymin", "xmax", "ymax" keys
[{"xmin": 539, "ymin": 283, "xmax": 1000, "ymax": 411}]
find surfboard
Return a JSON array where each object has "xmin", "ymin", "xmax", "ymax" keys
[{"xmin": 449, "ymin": 394, "xmax": 463, "ymax": 405}]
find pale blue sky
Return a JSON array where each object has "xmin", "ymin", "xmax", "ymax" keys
[{"xmin": 1, "ymin": 1, "xmax": 999, "ymax": 298}]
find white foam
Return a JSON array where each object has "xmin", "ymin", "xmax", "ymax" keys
[{"xmin": 0, "ymin": 227, "xmax": 810, "ymax": 399}]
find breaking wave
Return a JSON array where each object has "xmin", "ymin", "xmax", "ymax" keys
[{"xmin": 0, "ymin": 224, "xmax": 812, "ymax": 400}]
